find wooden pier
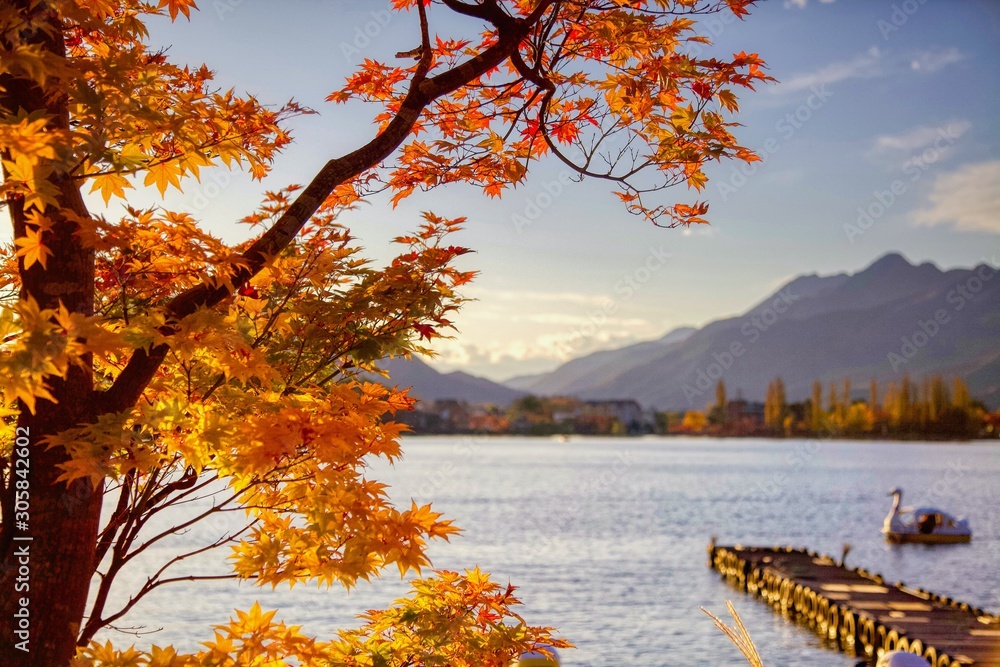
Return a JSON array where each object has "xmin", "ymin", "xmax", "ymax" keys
[{"xmin": 708, "ymin": 544, "xmax": 1000, "ymax": 666}]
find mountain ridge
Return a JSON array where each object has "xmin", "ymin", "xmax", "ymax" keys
[
  {"xmin": 372, "ymin": 357, "xmax": 525, "ymax": 406},
  {"xmin": 502, "ymin": 253, "xmax": 1000, "ymax": 409},
  {"xmin": 373, "ymin": 253, "xmax": 1000, "ymax": 410},
  {"xmin": 503, "ymin": 326, "xmax": 696, "ymax": 394}
]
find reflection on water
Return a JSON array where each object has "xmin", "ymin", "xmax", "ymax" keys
[{"xmin": 97, "ymin": 437, "xmax": 1000, "ymax": 666}]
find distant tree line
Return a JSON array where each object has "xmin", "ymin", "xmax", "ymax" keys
[
  {"xmin": 670, "ymin": 375, "xmax": 997, "ymax": 440},
  {"xmin": 397, "ymin": 395, "xmax": 651, "ymax": 436}
]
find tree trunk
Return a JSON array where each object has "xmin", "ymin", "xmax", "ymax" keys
[
  {"xmin": 0, "ymin": 4, "xmax": 102, "ymax": 665},
  {"xmin": 0, "ymin": 2, "xmax": 539, "ymax": 663},
  {"xmin": 0, "ymin": 371, "xmax": 102, "ymax": 667}
]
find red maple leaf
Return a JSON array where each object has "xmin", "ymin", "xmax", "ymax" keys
[
  {"xmin": 413, "ymin": 323, "xmax": 436, "ymax": 341},
  {"xmin": 692, "ymin": 81, "xmax": 713, "ymax": 100}
]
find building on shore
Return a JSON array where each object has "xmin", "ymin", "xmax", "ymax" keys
[{"xmin": 397, "ymin": 397, "xmax": 651, "ymax": 435}]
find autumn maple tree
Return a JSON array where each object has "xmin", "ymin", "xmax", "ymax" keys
[{"xmin": 0, "ymin": 0, "xmax": 770, "ymax": 665}]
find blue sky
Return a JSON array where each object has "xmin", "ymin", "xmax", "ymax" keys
[{"xmin": 83, "ymin": 1, "xmax": 1000, "ymax": 380}]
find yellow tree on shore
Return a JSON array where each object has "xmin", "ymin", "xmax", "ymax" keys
[
  {"xmin": 810, "ymin": 380, "xmax": 823, "ymax": 430},
  {"xmin": 0, "ymin": 1, "xmax": 771, "ymax": 664},
  {"xmin": 764, "ymin": 376, "xmax": 786, "ymax": 432},
  {"xmin": 710, "ymin": 379, "xmax": 728, "ymax": 425}
]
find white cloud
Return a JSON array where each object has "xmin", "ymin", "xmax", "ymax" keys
[
  {"xmin": 910, "ymin": 47, "xmax": 964, "ymax": 73},
  {"xmin": 776, "ymin": 46, "xmax": 962, "ymax": 98},
  {"xmin": 428, "ymin": 326, "xmax": 655, "ymax": 379},
  {"xmin": 466, "ymin": 287, "xmax": 608, "ymax": 307},
  {"xmin": 425, "ymin": 340, "xmax": 485, "ymax": 367},
  {"xmin": 872, "ymin": 120, "xmax": 971, "ymax": 154},
  {"xmin": 681, "ymin": 225, "xmax": 717, "ymax": 237},
  {"xmin": 783, "ymin": 0, "xmax": 835, "ymax": 8},
  {"xmin": 776, "ymin": 50, "xmax": 881, "ymax": 94},
  {"xmin": 525, "ymin": 313, "xmax": 649, "ymax": 327},
  {"xmin": 913, "ymin": 161, "xmax": 1000, "ymax": 233}
]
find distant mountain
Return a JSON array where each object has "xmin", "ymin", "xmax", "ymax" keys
[
  {"xmin": 513, "ymin": 253, "xmax": 1000, "ymax": 409},
  {"xmin": 503, "ymin": 326, "xmax": 696, "ymax": 395},
  {"xmin": 373, "ymin": 356, "xmax": 525, "ymax": 406},
  {"xmin": 500, "ymin": 373, "xmax": 543, "ymax": 392}
]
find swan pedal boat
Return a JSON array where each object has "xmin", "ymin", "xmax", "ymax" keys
[{"xmin": 882, "ymin": 487, "xmax": 971, "ymax": 544}]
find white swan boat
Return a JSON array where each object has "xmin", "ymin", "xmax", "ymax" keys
[
  {"xmin": 882, "ymin": 487, "xmax": 971, "ymax": 544},
  {"xmin": 876, "ymin": 651, "xmax": 932, "ymax": 667}
]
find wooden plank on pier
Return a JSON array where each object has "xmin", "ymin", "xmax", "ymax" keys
[{"xmin": 708, "ymin": 544, "xmax": 1000, "ymax": 667}]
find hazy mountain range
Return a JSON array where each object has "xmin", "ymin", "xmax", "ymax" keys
[
  {"xmin": 378, "ymin": 253, "xmax": 1000, "ymax": 410},
  {"xmin": 503, "ymin": 326, "xmax": 697, "ymax": 394},
  {"xmin": 373, "ymin": 356, "xmax": 526, "ymax": 406}
]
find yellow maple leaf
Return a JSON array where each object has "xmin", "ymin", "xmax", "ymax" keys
[
  {"xmin": 3, "ymin": 152, "xmax": 60, "ymax": 210},
  {"xmin": 143, "ymin": 161, "xmax": 183, "ymax": 196},
  {"xmin": 89, "ymin": 172, "xmax": 133, "ymax": 204},
  {"xmin": 717, "ymin": 89, "xmax": 740, "ymax": 113},
  {"xmin": 116, "ymin": 143, "xmax": 148, "ymax": 169},
  {"xmin": 25, "ymin": 210, "xmax": 55, "ymax": 233},
  {"xmin": 14, "ymin": 228, "xmax": 53, "ymax": 269},
  {"xmin": 686, "ymin": 169, "xmax": 708, "ymax": 191},
  {"xmin": 671, "ymin": 104, "xmax": 698, "ymax": 131}
]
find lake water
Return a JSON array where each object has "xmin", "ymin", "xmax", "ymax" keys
[{"xmin": 98, "ymin": 437, "xmax": 1000, "ymax": 666}]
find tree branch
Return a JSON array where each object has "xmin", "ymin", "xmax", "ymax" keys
[
  {"xmin": 99, "ymin": 7, "xmax": 541, "ymax": 417},
  {"xmin": 80, "ymin": 533, "xmax": 252, "ymax": 644},
  {"xmin": 94, "ymin": 469, "xmax": 135, "ymax": 566}
]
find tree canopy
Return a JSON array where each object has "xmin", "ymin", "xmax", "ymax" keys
[{"xmin": 0, "ymin": 1, "xmax": 769, "ymax": 665}]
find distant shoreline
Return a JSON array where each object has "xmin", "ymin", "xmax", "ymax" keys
[{"xmin": 400, "ymin": 432, "xmax": 999, "ymax": 443}]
